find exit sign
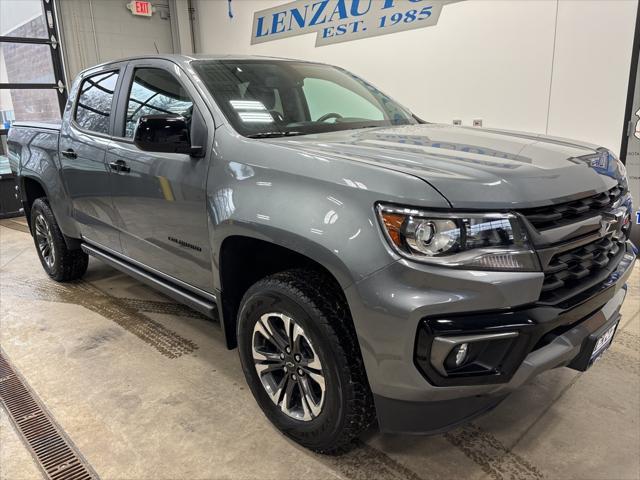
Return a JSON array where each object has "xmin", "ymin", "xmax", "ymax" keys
[{"xmin": 128, "ymin": 1, "xmax": 153, "ymax": 17}]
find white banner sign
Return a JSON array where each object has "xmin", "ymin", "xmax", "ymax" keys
[{"xmin": 251, "ymin": 0, "xmax": 460, "ymax": 46}]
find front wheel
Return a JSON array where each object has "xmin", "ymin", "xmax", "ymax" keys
[
  {"xmin": 30, "ymin": 198, "xmax": 88, "ymax": 281},
  {"xmin": 237, "ymin": 269, "xmax": 375, "ymax": 454}
]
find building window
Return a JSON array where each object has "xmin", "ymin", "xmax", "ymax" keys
[{"xmin": 0, "ymin": 0, "xmax": 66, "ymax": 126}]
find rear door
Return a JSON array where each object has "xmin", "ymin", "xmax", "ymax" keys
[
  {"xmin": 59, "ymin": 64, "xmax": 125, "ymax": 252},
  {"xmin": 106, "ymin": 59, "xmax": 213, "ymax": 292}
]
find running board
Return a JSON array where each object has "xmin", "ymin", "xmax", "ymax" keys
[{"xmin": 81, "ymin": 243, "xmax": 218, "ymax": 319}]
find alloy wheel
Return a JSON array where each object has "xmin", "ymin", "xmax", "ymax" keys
[
  {"xmin": 34, "ymin": 214, "xmax": 55, "ymax": 269},
  {"xmin": 252, "ymin": 312, "xmax": 326, "ymax": 421}
]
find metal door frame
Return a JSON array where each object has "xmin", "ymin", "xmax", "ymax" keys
[{"xmin": 620, "ymin": 0, "xmax": 640, "ymax": 164}]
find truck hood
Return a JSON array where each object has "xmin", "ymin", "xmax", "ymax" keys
[{"xmin": 271, "ymin": 124, "xmax": 624, "ymax": 209}]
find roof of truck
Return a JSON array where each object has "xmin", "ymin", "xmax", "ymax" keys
[{"xmin": 79, "ymin": 54, "xmax": 303, "ymax": 76}]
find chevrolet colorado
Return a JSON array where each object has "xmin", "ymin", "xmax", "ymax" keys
[{"xmin": 7, "ymin": 55, "xmax": 636, "ymax": 453}]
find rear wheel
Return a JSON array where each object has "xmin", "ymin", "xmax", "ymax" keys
[
  {"xmin": 237, "ymin": 269, "xmax": 375, "ymax": 454},
  {"xmin": 30, "ymin": 198, "xmax": 88, "ymax": 281}
]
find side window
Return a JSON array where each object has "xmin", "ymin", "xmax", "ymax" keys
[
  {"xmin": 75, "ymin": 71, "xmax": 120, "ymax": 135},
  {"xmin": 124, "ymin": 68, "xmax": 193, "ymax": 138},
  {"xmin": 302, "ymin": 78, "xmax": 384, "ymax": 121}
]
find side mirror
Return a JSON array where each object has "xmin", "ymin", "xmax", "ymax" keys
[{"xmin": 134, "ymin": 114, "xmax": 204, "ymax": 157}]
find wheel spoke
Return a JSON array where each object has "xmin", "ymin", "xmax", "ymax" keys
[
  {"xmin": 35, "ymin": 217, "xmax": 46, "ymax": 237},
  {"xmin": 291, "ymin": 323, "xmax": 305, "ymax": 354},
  {"xmin": 255, "ymin": 317, "xmax": 286, "ymax": 352},
  {"xmin": 303, "ymin": 368, "xmax": 325, "ymax": 391},
  {"xmin": 279, "ymin": 314, "xmax": 293, "ymax": 346},
  {"xmin": 300, "ymin": 355, "xmax": 322, "ymax": 371},
  {"xmin": 264, "ymin": 374, "xmax": 286, "ymax": 405},
  {"xmin": 298, "ymin": 385, "xmax": 313, "ymax": 421},
  {"xmin": 34, "ymin": 214, "xmax": 56, "ymax": 267},
  {"xmin": 269, "ymin": 314, "xmax": 292, "ymax": 350},
  {"xmin": 255, "ymin": 361, "xmax": 284, "ymax": 376},
  {"xmin": 279, "ymin": 375, "xmax": 297, "ymax": 417},
  {"xmin": 298, "ymin": 376, "xmax": 322, "ymax": 419},
  {"xmin": 252, "ymin": 349, "xmax": 282, "ymax": 363},
  {"xmin": 298, "ymin": 341, "xmax": 322, "ymax": 370}
]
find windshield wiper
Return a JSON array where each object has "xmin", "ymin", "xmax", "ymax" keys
[{"xmin": 246, "ymin": 131, "xmax": 304, "ymax": 139}]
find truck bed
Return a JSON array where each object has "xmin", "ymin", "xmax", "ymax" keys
[
  {"xmin": 7, "ymin": 121, "xmax": 61, "ymax": 177},
  {"xmin": 11, "ymin": 121, "xmax": 61, "ymax": 131}
]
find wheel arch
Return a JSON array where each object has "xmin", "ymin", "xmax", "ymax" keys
[
  {"xmin": 19, "ymin": 175, "xmax": 49, "ymax": 230},
  {"xmin": 19, "ymin": 175, "xmax": 81, "ymax": 249},
  {"xmin": 217, "ymin": 233, "xmax": 353, "ymax": 349}
]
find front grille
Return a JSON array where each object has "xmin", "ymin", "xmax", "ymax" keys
[
  {"xmin": 521, "ymin": 186, "xmax": 625, "ymax": 230},
  {"xmin": 539, "ymin": 235, "xmax": 626, "ymax": 304},
  {"xmin": 517, "ymin": 183, "xmax": 631, "ymax": 306}
]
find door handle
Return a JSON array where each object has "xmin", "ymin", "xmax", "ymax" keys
[
  {"xmin": 61, "ymin": 149, "xmax": 77, "ymax": 159},
  {"xmin": 109, "ymin": 159, "xmax": 130, "ymax": 173}
]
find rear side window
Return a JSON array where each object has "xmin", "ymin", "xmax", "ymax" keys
[
  {"xmin": 75, "ymin": 71, "xmax": 119, "ymax": 135},
  {"xmin": 124, "ymin": 68, "xmax": 193, "ymax": 138}
]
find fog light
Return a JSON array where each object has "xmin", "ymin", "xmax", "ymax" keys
[
  {"xmin": 444, "ymin": 342, "xmax": 471, "ymax": 371},
  {"xmin": 429, "ymin": 331, "xmax": 519, "ymax": 377},
  {"xmin": 454, "ymin": 343, "xmax": 468, "ymax": 366}
]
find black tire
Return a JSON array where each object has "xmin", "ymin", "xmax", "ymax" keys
[
  {"xmin": 237, "ymin": 269, "xmax": 375, "ymax": 454},
  {"xmin": 30, "ymin": 198, "xmax": 88, "ymax": 282}
]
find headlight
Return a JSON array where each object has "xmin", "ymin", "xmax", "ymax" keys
[
  {"xmin": 377, "ymin": 204, "xmax": 540, "ymax": 271},
  {"xmin": 614, "ymin": 156, "xmax": 629, "ymax": 191},
  {"xmin": 593, "ymin": 148, "xmax": 628, "ymax": 189}
]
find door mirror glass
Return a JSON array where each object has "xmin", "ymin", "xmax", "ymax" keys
[{"xmin": 134, "ymin": 114, "xmax": 200, "ymax": 155}]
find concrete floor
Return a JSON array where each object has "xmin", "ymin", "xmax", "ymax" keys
[{"xmin": 0, "ymin": 217, "xmax": 639, "ymax": 480}]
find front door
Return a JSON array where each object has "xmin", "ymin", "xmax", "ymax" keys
[
  {"xmin": 106, "ymin": 61, "xmax": 213, "ymax": 292},
  {"xmin": 59, "ymin": 66, "xmax": 124, "ymax": 251}
]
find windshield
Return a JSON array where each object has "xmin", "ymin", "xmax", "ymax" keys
[{"xmin": 191, "ymin": 60, "xmax": 417, "ymax": 138}]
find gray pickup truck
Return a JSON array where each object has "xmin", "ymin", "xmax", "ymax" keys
[{"xmin": 8, "ymin": 54, "xmax": 636, "ymax": 453}]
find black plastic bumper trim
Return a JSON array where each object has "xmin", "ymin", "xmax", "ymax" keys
[
  {"xmin": 414, "ymin": 244, "xmax": 635, "ymax": 387},
  {"xmin": 374, "ymin": 393, "xmax": 507, "ymax": 435}
]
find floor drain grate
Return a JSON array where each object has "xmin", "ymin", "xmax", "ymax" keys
[{"xmin": 0, "ymin": 351, "xmax": 98, "ymax": 480}]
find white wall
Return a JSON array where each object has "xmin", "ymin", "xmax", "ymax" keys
[
  {"xmin": 0, "ymin": 0, "xmax": 41, "ymax": 36},
  {"xmin": 57, "ymin": 0, "xmax": 175, "ymax": 80},
  {"xmin": 547, "ymin": 1, "xmax": 637, "ymax": 153},
  {"xmin": 193, "ymin": 0, "xmax": 638, "ymax": 156}
]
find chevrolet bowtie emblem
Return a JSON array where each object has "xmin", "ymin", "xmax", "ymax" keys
[
  {"xmin": 600, "ymin": 209, "xmax": 627, "ymax": 237},
  {"xmin": 599, "ymin": 218, "xmax": 617, "ymax": 237}
]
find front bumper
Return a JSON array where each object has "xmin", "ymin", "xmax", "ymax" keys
[{"xmin": 345, "ymin": 241, "xmax": 635, "ymax": 434}]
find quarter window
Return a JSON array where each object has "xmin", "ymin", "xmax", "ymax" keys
[
  {"xmin": 124, "ymin": 68, "xmax": 193, "ymax": 138},
  {"xmin": 75, "ymin": 71, "xmax": 119, "ymax": 135}
]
